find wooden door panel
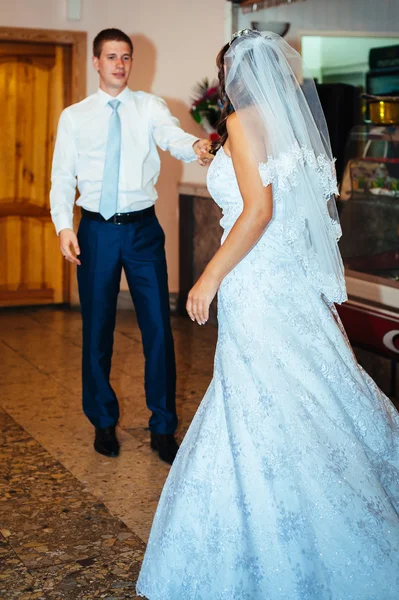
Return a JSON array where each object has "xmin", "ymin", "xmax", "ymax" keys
[
  {"xmin": 0, "ymin": 217, "xmax": 62, "ymax": 304},
  {"xmin": 0, "ymin": 218, "xmax": 21, "ymax": 291},
  {"xmin": 0, "ymin": 42, "xmax": 71, "ymax": 307},
  {"xmin": 0, "ymin": 61, "xmax": 17, "ymax": 199}
]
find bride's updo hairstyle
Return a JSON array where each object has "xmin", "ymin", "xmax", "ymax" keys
[{"xmin": 212, "ymin": 29, "xmax": 262, "ymax": 154}]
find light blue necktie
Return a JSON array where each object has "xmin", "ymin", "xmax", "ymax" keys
[{"xmin": 99, "ymin": 99, "xmax": 121, "ymax": 220}]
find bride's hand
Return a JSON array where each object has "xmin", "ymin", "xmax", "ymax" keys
[{"xmin": 186, "ymin": 273, "xmax": 220, "ymax": 325}]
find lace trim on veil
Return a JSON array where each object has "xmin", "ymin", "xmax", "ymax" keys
[
  {"xmin": 259, "ymin": 144, "xmax": 347, "ymax": 304},
  {"xmin": 259, "ymin": 144, "xmax": 340, "ymax": 234}
]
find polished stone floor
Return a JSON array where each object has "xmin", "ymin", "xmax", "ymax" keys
[
  {"xmin": 0, "ymin": 307, "xmax": 217, "ymax": 599},
  {"xmin": 0, "ymin": 306, "xmax": 397, "ymax": 598}
]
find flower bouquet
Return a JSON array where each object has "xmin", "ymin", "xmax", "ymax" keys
[{"xmin": 190, "ymin": 78, "xmax": 221, "ymax": 142}]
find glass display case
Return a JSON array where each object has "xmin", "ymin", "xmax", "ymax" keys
[
  {"xmin": 339, "ymin": 124, "xmax": 399, "ymax": 290},
  {"xmin": 337, "ymin": 123, "xmax": 399, "ymax": 368}
]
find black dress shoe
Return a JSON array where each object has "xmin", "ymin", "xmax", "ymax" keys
[
  {"xmin": 94, "ymin": 426, "xmax": 120, "ymax": 457},
  {"xmin": 150, "ymin": 433, "xmax": 179, "ymax": 465}
]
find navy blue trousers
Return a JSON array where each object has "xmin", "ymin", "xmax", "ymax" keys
[{"xmin": 77, "ymin": 212, "xmax": 177, "ymax": 434}]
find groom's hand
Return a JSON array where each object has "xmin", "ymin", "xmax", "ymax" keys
[
  {"xmin": 59, "ymin": 228, "xmax": 81, "ymax": 266},
  {"xmin": 193, "ymin": 139, "xmax": 214, "ymax": 166}
]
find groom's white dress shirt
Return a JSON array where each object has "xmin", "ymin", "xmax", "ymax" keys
[{"xmin": 50, "ymin": 87, "xmax": 198, "ymax": 234}]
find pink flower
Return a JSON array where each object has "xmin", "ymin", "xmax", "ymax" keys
[{"xmin": 206, "ymin": 87, "xmax": 218, "ymax": 98}]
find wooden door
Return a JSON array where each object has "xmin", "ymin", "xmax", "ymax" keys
[{"xmin": 0, "ymin": 41, "xmax": 72, "ymax": 306}]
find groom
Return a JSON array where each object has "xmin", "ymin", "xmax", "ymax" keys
[{"xmin": 50, "ymin": 28, "xmax": 212, "ymax": 464}]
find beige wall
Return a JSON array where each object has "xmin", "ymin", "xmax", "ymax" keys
[{"xmin": 0, "ymin": 0, "xmax": 227, "ymax": 294}]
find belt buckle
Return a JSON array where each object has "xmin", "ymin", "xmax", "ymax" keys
[{"xmin": 112, "ymin": 213, "xmax": 123, "ymax": 225}]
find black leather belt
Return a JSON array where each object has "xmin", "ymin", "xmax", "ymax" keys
[{"xmin": 81, "ymin": 206, "xmax": 155, "ymax": 224}]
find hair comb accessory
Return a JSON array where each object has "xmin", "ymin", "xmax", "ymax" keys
[{"xmin": 229, "ymin": 29, "xmax": 254, "ymax": 45}]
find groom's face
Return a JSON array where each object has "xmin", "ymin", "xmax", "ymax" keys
[{"xmin": 93, "ymin": 40, "xmax": 133, "ymax": 93}]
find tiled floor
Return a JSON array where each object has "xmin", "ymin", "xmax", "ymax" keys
[
  {"xmin": 0, "ymin": 306, "xmax": 397, "ymax": 599},
  {"xmin": 0, "ymin": 408, "xmax": 145, "ymax": 599},
  {"xmin": 0, "ymin": 307, "xmax": 217, "ymax": 599}
]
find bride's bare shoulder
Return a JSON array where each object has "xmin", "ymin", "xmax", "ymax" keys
[
  {"xmin": 226, "ymin": 113, "xmax": 246, "ymax": 143},
  {"xmin": 226, "ymin": 108, "xmax": 256, "ymax": 135},
  {"xmin": 226, "ymin": 112, "xmax": 240, "ymax": 131}
]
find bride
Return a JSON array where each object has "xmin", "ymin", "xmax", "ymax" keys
[{"xmin": 136, "ymin": 30, "xmax": 399, "ymax": 599}]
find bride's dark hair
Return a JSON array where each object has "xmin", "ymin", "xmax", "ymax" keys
[
  {"xmin": 212, "ymin": 42, "xmax": 233, "ymax": 154},
  {"xmin": 212, "ymin": 31, "xmax": 263, "ymax": 154}
]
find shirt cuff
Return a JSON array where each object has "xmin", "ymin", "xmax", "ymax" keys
[
  {"xmin": 52, "ymin": 212, "xmax": 74, "ymax": 235},
  {"xmin": 184, "ymin": 138, "xmax": 199, "ymax": 163}
]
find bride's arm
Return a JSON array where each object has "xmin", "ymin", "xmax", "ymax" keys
[{"xmin": 186, "ymin": 112, "xmax": 273, "ymax": 325}]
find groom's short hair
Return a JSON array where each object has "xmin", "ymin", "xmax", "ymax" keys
[{"xmin": 93, "ymin": 29, "xmax": 134, "ymax": 58}]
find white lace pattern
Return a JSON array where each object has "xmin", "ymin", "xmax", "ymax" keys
[{"xmin": 136, "ymin": 147, "xmax": 399, "ymax": 600}]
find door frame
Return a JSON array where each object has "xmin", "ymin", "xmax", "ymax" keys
[{"xmin": 0, "ymin": 26, "xmax": 87, "ymax": 306}]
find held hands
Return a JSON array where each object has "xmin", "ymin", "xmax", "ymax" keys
[
  {"xmin": 59, "ymin": 228, "xmax": 81, "ymax": 265},
  {"xmin": 193, "ymin": 139, "xmax": 214, "ymax": 166},
  {"xmin": 186, "ymin": 273, "xmax": 220, "ymax": 325}
]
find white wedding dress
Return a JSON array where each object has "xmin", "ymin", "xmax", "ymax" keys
[{"xmin": 136, "ymin": 147, "xmax": 399, "ymax": 600}]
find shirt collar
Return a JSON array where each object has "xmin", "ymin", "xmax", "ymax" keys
[{"xmin": 97, "ymin": 86, "xmax": 132, "ymax": 106}]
